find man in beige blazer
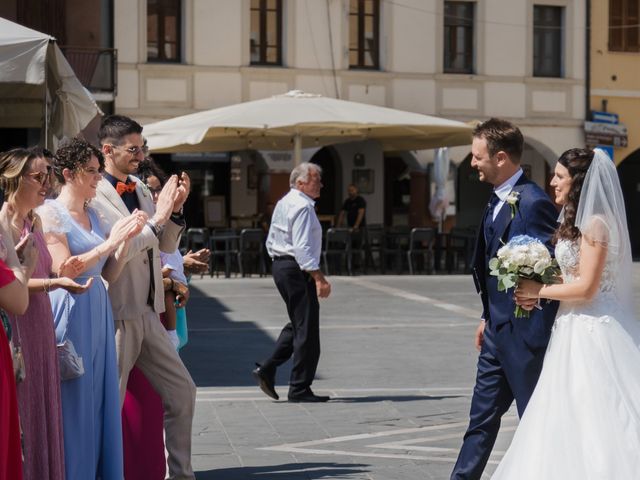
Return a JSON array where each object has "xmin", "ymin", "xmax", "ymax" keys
[{"xmin": 92, "ymin": 115, "xmax": 196, "ymax": 480}]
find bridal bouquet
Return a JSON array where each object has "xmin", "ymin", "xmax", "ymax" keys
[{"xmin": 489, "ymin": 235, "xmax": 560, "ymax": 318}]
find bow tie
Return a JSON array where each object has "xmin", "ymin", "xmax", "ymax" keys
[{"xmin": 116, "ymin": 181, "xmax": 137, "ymax": 195}]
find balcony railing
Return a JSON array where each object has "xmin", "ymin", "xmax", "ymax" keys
[{"xmin": 59, "ymin": 46, "xmax": 117, "ymax": 96}]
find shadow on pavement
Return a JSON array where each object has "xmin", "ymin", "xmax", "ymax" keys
[
  {"xmin": 180, "ymin": 283, "xmax": 292, "ymax": 388},
  {"xmin": 196, "ymin": 462, "xmax": 370, "ymax": 480},
  {"xmin": 331, "ymin": 395, "xmax": 464, "ymax": 403}
]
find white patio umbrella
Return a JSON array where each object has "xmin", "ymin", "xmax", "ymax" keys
[
  {"xmin": 0, "ymin": 18, "xmax": 101, "ymax": 146},
  {"xmin": 144, "ymin": 90, "xmax": 472, "ymax": 163}
]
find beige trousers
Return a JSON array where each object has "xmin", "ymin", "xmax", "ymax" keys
[{"xmin": 115, "ymin": 309, "xmax": 196, "ymax": 480}]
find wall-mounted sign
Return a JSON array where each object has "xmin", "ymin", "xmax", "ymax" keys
[
  {"xmin": 591, "ymin": 110, "xmax": 619, "ymax": 124},
  {"xmin": 584, "ymin": 121, "xmax": 628, "ymax": 148}
]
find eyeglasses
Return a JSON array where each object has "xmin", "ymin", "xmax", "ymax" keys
[
  {"xmin": 110, "ymin": 144, "xmax": 147, "ymax": 156},
  {"xmin": 25, "ymin": 167, "xmax": 52, "ymax": 186}
]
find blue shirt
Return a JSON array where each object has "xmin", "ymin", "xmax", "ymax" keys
[{"xmin": 266, "ymin": 189, "xmax": 322, "ymax": 271}]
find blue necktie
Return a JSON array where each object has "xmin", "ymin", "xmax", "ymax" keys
[{"xmin": 484, "ymin": 192, "xmax": 500, "ymax": 243}]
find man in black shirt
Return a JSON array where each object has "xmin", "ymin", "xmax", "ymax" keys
[{"xmin": 337, "ymin": 184, "xmax": 366, "ymax": 229}]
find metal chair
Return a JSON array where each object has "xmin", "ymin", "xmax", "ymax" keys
[
  {"xmin": 446, "ymin": 226, "xmax": 477, "ymax": 273},
  {"xmin": 322, "ymin": 228, "xmax": 352, "ymax": 275},
  {"xmin": 185, "ymin": 228, "xmax": 209, "ymax": 252},
  {"xmin": 237, "ymin": 228, "xmax": 266, "ymax": 277},
  {"xmin": 209, "ymin": 229, "xmax": 239, "ymax": 278},
  {"xmin": 349, "ymin": 229, "xmax": 367, "ymax": 274},
  {"xmin": 364, "ymin": 225, "xmax": 385, "ymax": 273},
  {"xmin": 383, "ymin": 225, "xmax": 411, "ymax": 274},
  {"xmin": 407, "ymin": 228, "xmax": 436, "ymax": 274}
]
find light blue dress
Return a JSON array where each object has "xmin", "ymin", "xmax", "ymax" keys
[{"xmin": 39, "ymin": 199, "xmax": 123, "ymax": 480}]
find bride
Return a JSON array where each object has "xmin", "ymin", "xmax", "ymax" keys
[{"xmin": 491, "ymin": 148, "xmax": 640, "ymax": 478}]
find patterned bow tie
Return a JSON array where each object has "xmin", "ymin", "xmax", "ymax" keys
[{"xmin": 116, "ymin": 181, "xmax": 137, "ymax": 195}]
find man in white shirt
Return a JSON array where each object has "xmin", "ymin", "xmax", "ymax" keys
[{"xmin": 253, "ymin": 163, "xmax": 332, "ymax": 403}]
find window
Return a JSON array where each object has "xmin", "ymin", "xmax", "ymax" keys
[
  {"xmin": 147, "ymin": 0, "xmax": 181, "ymax": 62},
  {"xmin": 250, "ymin": 0, "xmax": 283, "ymax": 65},
  {"xmin": 443, "ymin": 1, "xmax": 474, "ymax": 74},
  {"xmin": 533, "ymin": 5, "xmax": 563, "ymax": 77},
  {"xmin": 609, "ymin": 0, "xmax": 640, "ymax": 52},
  {"xmin": 349, "ymin": 0, "xmax": 380, "ymax": 69}
]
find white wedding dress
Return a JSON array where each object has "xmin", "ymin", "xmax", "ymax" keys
[{"xmin": 491, "ymin": 237, "xmax": 640, "ymax": 479}]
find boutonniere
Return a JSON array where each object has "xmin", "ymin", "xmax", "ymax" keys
[
  {"xmin": 140, "ymin": 182, "xmax": 150, "ymax": 198},
  {"xmin": 505, "ymin": 191, "xmax": 520, "ymax": 219}
]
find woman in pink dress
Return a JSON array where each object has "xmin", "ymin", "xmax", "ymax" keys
[
  {"xmin": 0, "ymin": 218, "xmax": 37, "ymax": 480},
  {"xmin": 0, "ymin": 148, "xmax": 92, "ymax": 480}
]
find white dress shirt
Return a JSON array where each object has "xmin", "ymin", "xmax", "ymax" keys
[
  {"xmin": 160, "ymin": 248, "xmax": 188, "ymax": 284},
  {"xmin": 492, "ymin": 169, "xmax": 523, "ymax": 221},
  {"xmin": 266, "ymin": 188, "xmax": 322, "ymax": 271}
]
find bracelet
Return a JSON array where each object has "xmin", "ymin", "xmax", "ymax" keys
[{"xmin": 43, "ymin": 278, "xmax": 51, "ymax": 293}]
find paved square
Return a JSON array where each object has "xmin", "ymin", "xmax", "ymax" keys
[{"xmin": 183, "ymin": 269, "xmax": 640, "ymax": 479}]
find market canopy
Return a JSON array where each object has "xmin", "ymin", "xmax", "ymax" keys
[
  {"xmin": 0, "ymin": 17, "xmax": 101, "ymax": 145},
  {"xmin": 144, "ymin": 90, "xmax": 472, "ymax": 163}
]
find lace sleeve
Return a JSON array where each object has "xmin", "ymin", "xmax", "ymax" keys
[
  {"xmin": 580, "ymin": 215, "xmax": 610, "ymax": 246},
  {"xmin": 35, "ymin": 199, "xmax": 73, "ymax": 235}
]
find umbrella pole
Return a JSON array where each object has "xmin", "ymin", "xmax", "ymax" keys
[{"xmin": 293, "ymin": 134, "xmax": 302, "ymax": 166}]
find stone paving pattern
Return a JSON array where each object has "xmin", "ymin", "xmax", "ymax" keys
[{"xmin": 182, "ymin": 267, "xmax": 640, "ymax": 479}]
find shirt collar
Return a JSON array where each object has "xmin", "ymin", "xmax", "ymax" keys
[
  {"xmin": 103, "ymin": 171, "xmax": 132, "ymax": 188},
  {"xmin": 292, "ymin": 188, "xmax": 316, "ymax": 206},
  {"xmin": 494, "ymin": 169, "xmax": 523, "ymax": 201}
]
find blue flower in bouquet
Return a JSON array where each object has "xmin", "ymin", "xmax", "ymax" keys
[{"xmin": 489, "ymin": 235, "xmax": 560, "ymax": 318}]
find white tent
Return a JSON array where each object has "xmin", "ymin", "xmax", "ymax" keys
[
  {"xmin": 0, "ymin": 17, "xmax": 101, "ymax": 146},
  {"xmin": 144, "ymin": 90, "xmax": 472, "ymax": 164}
]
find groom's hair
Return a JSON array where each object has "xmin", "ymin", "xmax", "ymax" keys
[{"xmin": 472, "ymin": 118, "xmax": 523, "ymax": 163}]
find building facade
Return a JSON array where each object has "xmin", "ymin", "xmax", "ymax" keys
[
  {"xmin": 2, "ymin": 0, "xmax": 588, "ymax": 231},
  {"xmin": 590, "ymin": 0, "xmax": 640, "ymax": 257}
]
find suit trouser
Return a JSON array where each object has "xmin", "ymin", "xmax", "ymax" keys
[
  {"xmin": 451, "ymin": 322, "xmax": 546, "ymax": 480},
  {"xmin": 115, "ymin": 309, "xmax": 197, "ymax": 480},
  {"xmin": 262, "ymin": 258, "xmax": 320, "ymax": 396}
]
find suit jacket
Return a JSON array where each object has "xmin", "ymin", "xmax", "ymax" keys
[
  {"xmin": 93, "ymin": 176, "xmax": 184, "ymax": 320},
  {"xmin": 472, "ymin": 175, "xmax": 559, "ymax": 349}
]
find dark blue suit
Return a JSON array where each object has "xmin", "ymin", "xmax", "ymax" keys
[{"xmin": 451, "ymin": 175, "xmax": 559, "ymax": 480}]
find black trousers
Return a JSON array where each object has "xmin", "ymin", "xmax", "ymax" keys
[{"xmin": 262, "ymin": 258, "xmax": 320, "ymax": 395}]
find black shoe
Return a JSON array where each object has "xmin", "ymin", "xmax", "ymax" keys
[
  {"xmin": 287, "ymin": 389, "xmax": 330, "ymax": 403},
  {"xmin": 252, "ymin": 364, "xmax": 278, "ymax": 400}
]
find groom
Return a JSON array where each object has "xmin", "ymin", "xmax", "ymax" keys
[{"xmin": 451, "ymin": 118, "xmax": 559, "ymax": 479}]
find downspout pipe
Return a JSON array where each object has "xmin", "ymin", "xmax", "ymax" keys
[{"xmin": 585, "ymin": 0, "xmax": 591, "ymax": 122}]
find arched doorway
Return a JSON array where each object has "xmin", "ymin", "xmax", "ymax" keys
[
  {"xmin": 310, "ymin": 147, "xmax": 342, "ymax": 218},
  {"xmin": 617, "ymin": 149, "xmax": 640, "ymax": 260}
]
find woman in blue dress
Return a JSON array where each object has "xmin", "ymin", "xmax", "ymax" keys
[{"xmin": 37, "ymin": 139, "xmax": 146, "ymax": 479}]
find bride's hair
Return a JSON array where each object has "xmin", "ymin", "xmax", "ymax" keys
[{"xmin": 554, "ymin": 148, "xmax": 595, "ymax": 243}]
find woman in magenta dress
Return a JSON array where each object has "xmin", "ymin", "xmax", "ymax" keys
[
  {"xmin": 0, "ymin": 148, "xmax": 92, "ymax": 480},
  {"xmin": 0, "ymin": 221, "xmax": 37, "ymax": 480}
]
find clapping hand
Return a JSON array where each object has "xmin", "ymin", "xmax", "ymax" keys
[
  {"xmin": 183, "ymin": 248, "xmax": 210, "ymax": 274},
  {"xmin": 58, "ymin": 255, "xmax": 85, "ymax": 279},
  {"xmin": 110, "ymin": 210, "xmax": 147, "ymax": 245},
  {"xmin": 173, "ymin": 172, "xmax": 190, "ymax": 213},
  {"xmin": 153, "ymin": 175, "xmax": 179, "ymax": 225},
  {"xmin": 15, "ymin": 233, "xmax": 38, "ymax": 271}
]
